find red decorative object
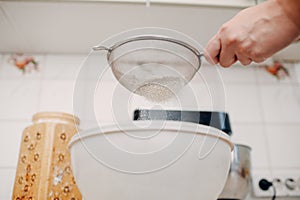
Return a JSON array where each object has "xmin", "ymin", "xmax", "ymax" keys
[
  {"xmin": 8, "ymin": 53, "xmax": 39, "ymax": 73},
  {"xmin": 260, "ymin": 61, "xmax": 289, "ymax": 80}
]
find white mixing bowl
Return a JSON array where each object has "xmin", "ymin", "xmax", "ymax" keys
[{"xmin": 69, "ymin": 121, "xmax": 233, "ymax": 200}]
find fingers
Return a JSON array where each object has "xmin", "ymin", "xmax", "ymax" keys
[
  {"xmin": 204, "ymin": 35, "xmax": 221, "ymax": 65},
  {"xmin": 251, "ymin": 55, "xmax": 266, "ymax": 63},
  {"xmin": 205, "ymin": 34, "xmax": 257, "ymax": 67},
  {"xmin": 236, "ymin": 53, "xmax": 252, "ymax": 66},
  {"xmin": 205, "ymin": 34, "xmax": 241, "ymax": 67},
  {"xmin": 219, "ymin": 40, "xmax": 237, "ymax": 67}
]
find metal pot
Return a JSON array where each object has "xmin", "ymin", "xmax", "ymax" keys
[{"xmin": 218, "ymin": 144, "xmax": 252, "ymax": 200}]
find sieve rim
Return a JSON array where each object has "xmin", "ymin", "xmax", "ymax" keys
[{"xmin": 93, "ymin": 35, "xmax": 203, "ymax": 65}]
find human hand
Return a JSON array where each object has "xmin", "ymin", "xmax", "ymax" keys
[{"xmin": 204, "ymin": 0, "xmax": 300, "ymax": 67}]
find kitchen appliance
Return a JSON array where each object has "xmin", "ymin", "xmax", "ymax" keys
[
  {"xmin": 218, "ymin": 144, "xmax": 252, "ymax": 200},
  {"xmin": 133, "ymin": 109, "xmax": 232, "ymax": 135},
  {"xmin": 69, "ymin": 121, "xmax": 233, "ymax": 200},
  {"xmin": 12, "ymin": 112, "xmax": 82, "ymax": 200}
]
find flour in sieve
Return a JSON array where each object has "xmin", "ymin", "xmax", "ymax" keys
[{"xmin": 134, "ymin": 77, "xmax": 185, "ymax": 102}]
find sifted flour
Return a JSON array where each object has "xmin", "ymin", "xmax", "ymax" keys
[{"xmin": 134, "ymin": 77, "xmax": 185, "ymax": 102}]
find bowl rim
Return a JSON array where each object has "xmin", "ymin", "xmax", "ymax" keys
[{"xmin": 69, "ymin": 121, "xmax": 234, "ymax": 150}]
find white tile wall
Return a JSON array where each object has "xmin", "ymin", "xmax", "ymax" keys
[
  {"xmin": 224, "ymin": 84, "xmax": 263, "ymax": 123},
  {"xmin": 265, "ymin": 124, "xmax": 300, "ymax": 169},
  {"xmin": 255, "ymin": 63, "xmax": 297, "ymax": 85},
  {"xmin": 231, "ymin": 123, "xmax": 270, "ymax": 169},
  {"xmin": 0, "ymin": 54, "xmax": 44, "ymax": 80},
  {"xmin": 259, "ymin": 85, "xmax": 300, "ymax": 123},
  {"xmin": 38, "ymin": 80, "xmax": 75, "ymax": 114},
  {"xmin": 43, "ymin": 54, "xmax": 86, "ymax": 80},
  {"xmin": 0, "ymin": 167, "xmax": 16, "ymax": 200},
  {"xmin": 0, "ymin": 120, "xmax": 28, "ymax": 167},
  {"xmin": 189, "ymin": 65, "xmax": 226, "ymax": 111},
  {"xmin": 0, "ymin": 54, "xmax": 299, "ymax": 199},
  {"xmin": 178, "ymin": 81, "xmax": 225, "ymax": 111},
  {"xmin": 0, "ymin": 80, "xmax": 40, "ymax": 120},
  {"xmin": 218, "ymin": 64, "xmax": 257, "ymax": 84}
]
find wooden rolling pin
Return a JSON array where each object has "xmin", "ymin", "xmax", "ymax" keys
[{"xmin": 12, "ymin": 112, "xmax": 82, "ymax": 200}]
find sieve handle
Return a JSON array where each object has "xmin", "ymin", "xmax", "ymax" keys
[
  {"xmin": 199, "ymin": 52, "xmax": 204, "ymax": 58},
  {"xmin": 198, "ymin": 52, "xmax": 204, "ymax": 69},
  {"xmin": 92, "ymin": 45, "xmax": 110, "ymax": 51}
]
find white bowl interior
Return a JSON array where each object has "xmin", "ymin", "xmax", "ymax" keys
[{"xmin": 69, "ymin": 121, "xmax": 233, "ymax": 200}]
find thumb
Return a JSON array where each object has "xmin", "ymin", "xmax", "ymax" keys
[{"xmin": 204, "ymin": 35, "xmax": 221, "ymax": 65}]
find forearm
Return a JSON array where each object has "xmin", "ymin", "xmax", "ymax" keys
[{"xmin": 276, "ymin": 0, "xmax": 300, "ymax": 30}]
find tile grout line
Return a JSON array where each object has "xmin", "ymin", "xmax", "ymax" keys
[
  {"xmin": 36, "ymin": 54, "xmax": 47, "ymax": 112},
  {"xmin": 255, "ymin": 67, "xmax": 273, "ymax": 174}
]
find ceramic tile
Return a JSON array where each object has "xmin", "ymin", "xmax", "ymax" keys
[
  {"xmin": 0, "ymin": 54, "xmax": 45, "ymax": 80},
  {"xmin": 92, "ymin": 76, "xmax": 262, "ymax": 124},
  {"xmin": 38, "ymin": 80, "xmax": 75, "ymax": 114},
  {"xmin": 71, "ymin": 79, "xmax": 112, "ymax": 127},
  {"xmin": 218, "ymin": 65, "xmax": 257, "ymax": 84},
  {"xmin": 224, "ymin": 84, "xmax": 263, "ymax": 123},
  {"xmin": 0, "ymin": 80, "xmax": 40, "ymax": 120},
  {"xmin": 265, "ymin": 124, "xmax": 300, "ymax": 168},
  {"xmin": 94, "ymin": 80, "xmax": 170, "ymax": 124},
  {"xmin": 94, "ymin": 81, "xmax": 117, "ymax": 124},
  {"xmin": 259, "ymin": 85, "xmax": 300, "ymax": 123},
  {"xmin": 255, "ymin": 63, "xmax": 296, "ymax": 85},
  {"xmin": 93, "ymin": 79, "xmax": 226, "ymax": 125},
  {"xmin": 75, "ymin": 52, "xmax": 112, "ymax": 81},
  {"xmin": 0, "ymin": 120, "xmax": 28, "ymax": 167},
  {"xmin": 182, "ymin": 66, "xmax": 228, "ymax": 111},
  {"xmin": 192, "ymin": 65, "xmax": 225, "ymax": 85},
  {"xmin": 231, "ymin": 123, "xmax": 270, "ymax": 168},
  {"xmin": 0, "ymin": 168, "xmax": 16, "ymax": 199},
  {"xmin": 72, "ymin": 80, "xmax": 98, "ymax": 126},
  {"xmin": 43, "ymin": 54, "xmax": 87, "ymax": 80},
  {"xmin": 76, "ymin": 80, "xmax": 137, "ymax": 127},
  {"xmin": 176, "ymin": 82, "xmax": 225, "ymax": 111}
]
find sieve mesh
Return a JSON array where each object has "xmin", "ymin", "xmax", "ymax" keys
[{"xmin": 93, "ymin": 35, "xmax": 203, "ymax": 101}]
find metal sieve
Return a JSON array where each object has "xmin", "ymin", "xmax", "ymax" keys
[{"xmin": 93, "ymin": 35, "xmax": 203, "ymax": 97}]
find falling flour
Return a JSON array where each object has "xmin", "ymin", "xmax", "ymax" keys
[{"xmin": 134, "ymin": 77, "xmax": 185, "ymax": 102}]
